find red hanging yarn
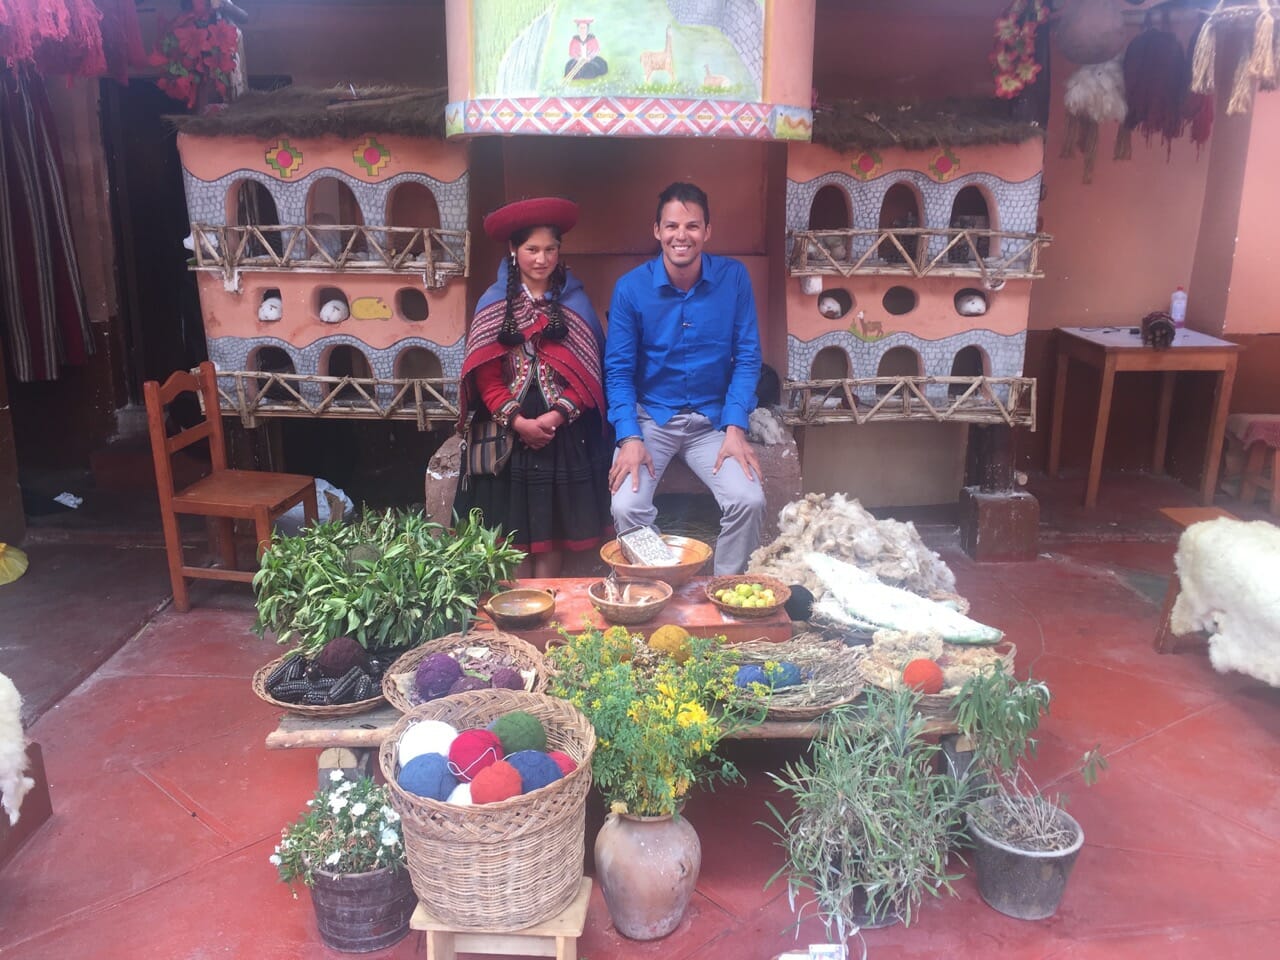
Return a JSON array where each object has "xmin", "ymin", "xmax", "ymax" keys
[
  {"xmin": 0, "ymin": 0, "xmax": 142, "ymax": 80},
  {"xmin": 1122, "ymin": 24, "xmax": 1189, "ymax": 155}
]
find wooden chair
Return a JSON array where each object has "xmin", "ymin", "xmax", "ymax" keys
[{"xmin": 144, "ymin": 362, "xmax": 317, "ymax": 612}]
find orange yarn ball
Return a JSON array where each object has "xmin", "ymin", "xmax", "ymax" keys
[
  {"xmin": 470, "ymin": 759, "xmax": 522, "ymax": 804},
  {"xmin": 902, "ymin": 658, "xmax": 944, "ymax": 695}
]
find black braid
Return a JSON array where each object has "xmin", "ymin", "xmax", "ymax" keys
[
  {"xmin": 543, "ymin": 263, "xmax": 569, "ymax": 341},
  {"xmin": 497, "ymin": 253, "xmax": 525, "ymax": 346}
]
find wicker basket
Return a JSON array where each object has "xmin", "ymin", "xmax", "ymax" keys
[
  {"xmin": 381, "ymin": 631, "xmax": 549, "ymax": 713},
  {"xmin": 378, "ymin": 690, "xmax": 596, "ymax": 931},
  {"xmin": 251, "ymin": 655, "xmax": 386, "ymax": 718},
  {"xmin": 705, "ymin": 574, "xmax": 791, "ymax": 620},
  {"xmin": 727, "ymin": 635, "xmax": 865, "ymax": 721},
  {"xmin": 857, "ymin": 640, "xmax": 1017, "ymax": 721}
]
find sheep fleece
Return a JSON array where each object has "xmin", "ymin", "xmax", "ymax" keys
[
  {"xmin": 0, "ymin": 672, "xmax": 34, "ymax": 826},
  {"xmin": 1170, "ymin": 518, "xmax": 1280, "ymax": 687}
]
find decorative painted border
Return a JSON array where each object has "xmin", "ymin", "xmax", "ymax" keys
[{"xmin": 447, "ymin": 97, "xmax": 811, "ymax": 140}]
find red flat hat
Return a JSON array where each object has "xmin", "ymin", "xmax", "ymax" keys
[{"xmin": 483, "ymin": 197, "xmax": 579, "ymax": 243}]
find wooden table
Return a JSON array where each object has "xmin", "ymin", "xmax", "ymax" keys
[{"xmin": 1047, "ymin": 326, "xmax": 1240, "ymax": 508}]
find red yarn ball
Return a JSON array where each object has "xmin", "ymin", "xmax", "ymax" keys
[
  {"xmin": 902, "ymin": 658, "xmax": 945, "ymax": 695},
  {"xmin": 448, "ymin": 728, "xmax": 502, "ymax": 782},
  {"xmin": 546, "ymin": 750, "xmax": 577, "ymax": 776},
  {"xmin": 470, "ymin": 760, "xmax": 522, "ymax": 804}
]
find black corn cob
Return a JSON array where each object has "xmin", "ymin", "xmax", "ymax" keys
[
  {"xmin": 266, "ymin": 656, "xmax": 303, "ymax": 691},
  {"xmin": 326, "ymin": 666, "xmax": 366, "ymax": 705},
  {"xmin": 353, "ymin": 674, "xmax": 376, "ymax": 702},
  {"xmin": 270, "ymin": 679, "xmax": 311, "ymax": 703},
  {"xmin": 302, "ymin": 689, "xmax": 331, "ymax": 705}
]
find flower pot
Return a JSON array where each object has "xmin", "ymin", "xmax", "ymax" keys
[
  {"xmin": 967, "ymin": 798, "xmax": 1084, "ymax": 920},
  {"xmin": 594, "ymin": 811, "xmax": 701, "ymax": 940},
  {"xmin": 309, "ymin": 864, "xmax": 416, "ymax": 953},
  {"xmin": 846, "ymin": 883, "xmax": 902, "ymax": 929}
]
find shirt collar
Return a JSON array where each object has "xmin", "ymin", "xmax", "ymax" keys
[{"xmin": 651, "ymin": 253, "xmax": 719, "ymax": 292}]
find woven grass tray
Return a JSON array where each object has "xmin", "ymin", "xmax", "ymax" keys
[
  {"xmin": 251, "ymin": 655, "xmax": 386, "ymax": 718},
  {"xmin": 379, "ymin": 690, "xmax": 596, "ymax": 931},
  {"xmin": 857, "ymin": 640, "xmax": 1017, "ymax": 721},
  {"xmin": 705, "ymin": 574, "xmax": 791, "ymax": 620},
  {"xmin": 727, "ymin": 635, "xmax": 865, "ymax": 721},
  {"xmin": 380, "ymin": 630, "xmax": 549, "ymax": 713}
]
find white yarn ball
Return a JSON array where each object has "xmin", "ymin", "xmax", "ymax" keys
[
  {"xmin": 447, "ymin": 782, "xmax": 473, "ymax": 806},
  {"xmin": 320, "ymin": 299, "xmax": 349, "ymax": 323},
  {"xmin": 258, "ymin": 297, "xmax": 283, "ymax": 322},
  {"xmin": 398, "ymin": 720, "xmax": 459, "ymax": 766}
]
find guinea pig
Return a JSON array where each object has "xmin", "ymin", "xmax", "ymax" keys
[
  {"xmin": 257, "ymin": 296, "xmax": 283, "ymax": 322},
  {"xmin": 817, "ymin": 294, "xmax": 844, "ymax": 319},
  {"xmin": 319, "ymin": 299, "xmax": 350, "ymax": 324},
  {"xmin": 954, "ymin": 291, "xmax": 988, "ymax": 317}
]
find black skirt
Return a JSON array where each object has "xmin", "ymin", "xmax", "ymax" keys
[{"xmin": 454, "ymin": 392, "xmax": 614, "ymax": 554}]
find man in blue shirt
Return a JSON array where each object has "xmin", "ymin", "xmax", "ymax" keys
[{"xmin": 604, "ymin": 182, "xmax": 765, "ymax": 575}]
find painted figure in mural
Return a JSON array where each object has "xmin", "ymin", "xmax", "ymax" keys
[
  {"xmin": 454, "ymin": 198, "xmax": 613, "ymax": 579},
  {"xmin": 605, "ymin": 182, "xmax": 765, "ymax": 576},
  {"xmin": 564, "ymin": 18, "xmax": 608, "ymax": 81}
]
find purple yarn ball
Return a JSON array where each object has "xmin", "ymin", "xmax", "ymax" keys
[
  {"xmin": 489, "ymin": 667, "xmax": 525, "ymax": 691},
  {"xmin": 415, "ymin": 653, "xmax": 462, "ymax": 701}
]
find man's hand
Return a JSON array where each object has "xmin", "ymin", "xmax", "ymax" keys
[
  {"xmin": 513, "ymin": 414, "xmax": 556, "ymax": 450},
  {"xmin": 609, "ymin": 438, "xmax": 655, "ymax": 494},
  {"xmin": 714, "ymin": 425, "xmax": 759, "ymax": 482}
]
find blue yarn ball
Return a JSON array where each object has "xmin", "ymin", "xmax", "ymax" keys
[
  {"xmin": 767, "ymin": 661, "xmax": 803, "ymax": 689},
  {"xmin": 505, "ymin": 750, "xmax": 564, "ymax": 793},
  {"xmin": 735, "ymin": 664, "xmax": 768, "ymax": 688},
  {"xmin": 398, "ymin": 753, "xmax": 457, "ymax": 801}
]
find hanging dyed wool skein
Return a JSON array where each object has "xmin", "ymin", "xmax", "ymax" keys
[
  {"xmin": 1115, "ymin": 13, "xmax": 1188, "ymax": 160},
  {"xmin": 1061, "ymin": 58, "xmax": 1127, "ymax": 183},
  {"xmin": 1191, "ymin": 0, "xmax": 1280, "ymax": 116},
  {"xmin": 1184, "ymin": 16, "xmax": 1215, "ymax": 152}
]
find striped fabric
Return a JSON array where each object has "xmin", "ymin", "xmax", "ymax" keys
[{"xmin": 0, "ymin": 67, "xmax": 93, "ymax": 382}]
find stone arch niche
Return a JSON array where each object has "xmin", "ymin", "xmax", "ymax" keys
[
  {"xmin": 948, "ymin": 185, "xmax": 994, "ymax": 264},
  {"xmin": 811, "ymin": 345, "xmax": 853, "ymax": 409},
  {"xmin": 228, "ymin": 178, "xmax": 282, "ymax": 259},
  {"xmin": 807, "ymin": 183, "xmax": 852, "ymax": 265},
  {"xmin": 949, "ymin": 344, "xmax": 989, "ymax": 397},
  {"xmin": 247, "ymin": 344, "xmax": 296, "ymax": 401},
  {"xmin": 878, "ymin": 182, "xmax": 921, "ymax": 265},
  {"xmin": 323, "ymin": 344, "xmax": 374, "ymax": 402},
  {"xmin": 307, "ymin": 177, "xmax": 366, "ymax": 259},
  {"xmin": 386, "ymin": 182, "xmax": 441, "ymax": 258},
  {"xmin": 876, "ymin": 345, "xmax": 921, "ymax": 396},
  {"xmin": 396, "ymin": 346, "xmax": 444, "ymax": 380}
]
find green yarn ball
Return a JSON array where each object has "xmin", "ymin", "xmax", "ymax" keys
[{"xmin": 488, "ymin": 710, "xmax": 547, "ymax": 755}]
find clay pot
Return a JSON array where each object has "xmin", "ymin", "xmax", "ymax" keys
[
  {"xmin": 1056, "ymin": 0, "xmax": 1127, "ymax": 65},
  {"xmin": 594, "ymin": 811, "xmax": 701, "ymax": 940},
  {"xmin": 308, "ymin": 864, "xmax": 416, "ymax": 953}
]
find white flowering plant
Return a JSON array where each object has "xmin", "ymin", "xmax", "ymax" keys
[{"xmin": 272, "ymin": 772, "xmax": 405, "ymax": 887}]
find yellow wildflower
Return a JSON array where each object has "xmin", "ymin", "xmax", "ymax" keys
[{"xmin": 677, "ymin": 701, "xmax": 709, "ymax": 728}]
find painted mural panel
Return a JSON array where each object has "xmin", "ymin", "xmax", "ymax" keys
[{"xmin": 469, "ymin": 0, "xmax": 764, "ymax": 101}]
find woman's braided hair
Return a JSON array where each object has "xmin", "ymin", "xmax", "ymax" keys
[{"xmin": 498, "ymin": 225, "xmax": 569, "ymax": 346}]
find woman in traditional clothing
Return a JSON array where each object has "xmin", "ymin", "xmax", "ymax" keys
[{"xmin": 453, "ymin": 197, "xmax": 613, "ymax": 578}]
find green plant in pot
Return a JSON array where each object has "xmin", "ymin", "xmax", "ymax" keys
[
  {"xmin": 254, "ymin": 507, "xmax": 523, "ymax": 658},
  {"xmin": 951, "ymin": 663, "xmax": 1105, "ymax": 920},
  {"xmin": 763, "ymin": 686, "xmax": 967, "ymax": 946},
  {"xmin": 273, "ymin": 771, "xmax": 415, "ymax": 953}
]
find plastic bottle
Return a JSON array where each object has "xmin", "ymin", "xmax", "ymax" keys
[{"xmin": 1170, "ymin": 286, "xmax": 1188, "ymax": 328}]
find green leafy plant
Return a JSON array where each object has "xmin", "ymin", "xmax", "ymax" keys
[
  {"xmin": 272, "ymin": 772, "xmax": 405, "ymax": 888},
  {"xmin": 253, "ymin": 508, "xmax": 523, "ymax": 657},
  {"xmin": 545, "ymin": 626, "xmax": 763, "ymax": 817},
  {"xmin": 952, "ymin": 661, "xmax": 1051, "ymax": 776},
  {"xmin": 763, "ymin": 687, "xmax": 967, "ymax": 939}
]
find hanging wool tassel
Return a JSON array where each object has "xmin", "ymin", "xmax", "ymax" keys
[
  {"xmin": 1118, "ymin": 17, "xmax": 1188, "ymax": 155},
  {"xmin": 1063, "ymin": 58, "xmax": 1126, "ymax": 182},
  {"xmin": 1247, "ymin": 0, "xmax": 1278, "ymax": 87},
  {"xmin": 1184, "ymin": 17, "xmax": 1215, "ymax": 151},
  {"xmin": 1060, "ymin": 112, "xmax": 1082, "ymax": 158},
  {"xmin": 1228, "ymin": 47, "xmax": 1257, "ymax": 113},
  {"xmin": 1190, "ymin": 8, "xmax": 1218, "ymax": 94}
]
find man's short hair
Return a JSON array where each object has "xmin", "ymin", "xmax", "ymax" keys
[{"xmin": 655, "ymin": 182, "xmax": 710, "ymax": 225}]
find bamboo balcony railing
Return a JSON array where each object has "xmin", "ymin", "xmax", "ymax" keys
[
  {"xmin": 787, "ymin": 227, "xmax": 1051, "ymax": 285},
  {"xmin": 781, "ymin": 375, "xmax": 1036, "ymax": 429},
  {"xmin": 188, "ymin": 223, "xmax": 470, "ymax": 288},
  {"xmin": 211, "ymin": 370, "xmax": 461, "ymax": 430}
]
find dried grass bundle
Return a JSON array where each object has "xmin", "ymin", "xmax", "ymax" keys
[
  {"xmin": 173, "ymin": 85, "xmax": 448, "ymax": 139},
  {"xmin": 812, "ymin": 98, "xmax": 1043, "ymax": 152}
]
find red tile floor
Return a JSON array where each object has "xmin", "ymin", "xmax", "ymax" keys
[{"xmin": 2, "ymin": 469, "xmax": 1279, "ymax": 959}]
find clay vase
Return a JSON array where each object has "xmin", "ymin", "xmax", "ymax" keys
[{"xmin": 594, "ymin": 811, "xmax": 701, "ymax": 940}]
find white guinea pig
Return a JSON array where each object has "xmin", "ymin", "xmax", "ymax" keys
[
  {"xmin": 817, "ymin": 294, "xmax": 844, "ymax": 319},
  {"xmin": 319, "ymin": 299, "xmax": 350, "ymax": 323},
  {"xmin": 257, "ymin": 297, "xmax": 283, "ymax": 322},
  {"xmin": 954, "ymin": 292, "xmax": 988, "ymax": 316}
]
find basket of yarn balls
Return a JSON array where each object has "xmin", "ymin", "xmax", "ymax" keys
[
  {"xmin": 378, "ymin": 688, "xmax": 596, "ymax": 932},
  {"xmin": 252, "ymin": 636, "xmax": 392, "ymax": 717},
  {"xmin": 380, "ymin": 630, "xmax": 550, "ymax": 713}
]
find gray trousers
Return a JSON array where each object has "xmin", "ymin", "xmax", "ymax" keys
[{"xmin": 610, "ymin": 409, "xmax": 765, "ymax": 575}]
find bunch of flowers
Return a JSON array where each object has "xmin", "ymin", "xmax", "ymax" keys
[
  {"xmin": 991, "ymin": 0, "xmax": 1051, "ymax": 99},
  {"xmin": 546, "ymin": 626, "xmax": 764, "ymax": 817},
  {"xmin": 149, "ymin": 0, "xmax": 239, "ymax": 108},
  {"xmin": 272, "ymin": 772, "xmax": 404, "ymax": 888}
]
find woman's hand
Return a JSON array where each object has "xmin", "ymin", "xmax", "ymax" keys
[{"xmin": 513, "ymin": 414, "xmax": 557, "ymax": 450}]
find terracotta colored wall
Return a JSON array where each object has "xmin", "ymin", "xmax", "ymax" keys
[{"xmin": 765, "ymin": 0, "xmax": 817, "ymax": 106}]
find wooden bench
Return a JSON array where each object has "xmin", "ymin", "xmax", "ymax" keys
[{"xmin": 1153, "ymin": 506, "xmax": 1238, "ymax": 654}]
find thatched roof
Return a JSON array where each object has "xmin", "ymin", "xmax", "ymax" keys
[
  {"xmin": 173, "ymin": 86, "xmax": 449, "ymax": 139},
  {"xmin": 812, "ymin": 98, "xmax": 1045, "ymax": 152}
]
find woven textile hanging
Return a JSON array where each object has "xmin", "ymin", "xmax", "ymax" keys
[{"xmin": 0, "ymin": 68, "xmax": 93, "ymax": 382}]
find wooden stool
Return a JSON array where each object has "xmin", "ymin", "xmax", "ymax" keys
[
  {"xmin": 1154, "ymin": 506, "xmax": 1238, "ymax": 653},
  {"xmin": 1222, "ymin": 414, "xmax": 1280, "ymax": 515},
  {"xmin": 410, "ymin": 877, "xmax": 591, "ymax": 960}
]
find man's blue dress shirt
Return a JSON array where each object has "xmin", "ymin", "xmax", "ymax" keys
[{"xmin": 604, "ymin": 253, "xmax": 762, "ymax": 441}]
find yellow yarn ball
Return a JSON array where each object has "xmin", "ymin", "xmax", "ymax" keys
[{"xmin": 648, "ymin": 624, "xmax": 692, "ymax": 663}]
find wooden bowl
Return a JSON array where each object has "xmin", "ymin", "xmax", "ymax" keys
[
  {"xmin": 599, "ymin": 535, "xmax": 712, "ymax": 587},
  {"xmin": 705, "ymin": 574, "xmax": 791, "ymax": 620},
  {"xmin": 483, "ymin": 588, "xmax": 556, "ymax": 630},
  {"xmin": 587, "ymin": 578, "xmax": 674, "ymax": 625}
]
